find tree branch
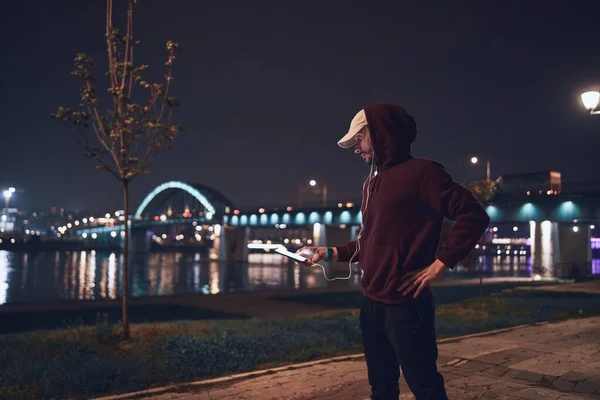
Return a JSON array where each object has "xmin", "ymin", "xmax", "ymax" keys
[
  {"xmin": 87, "ymin": 102, "xmax": 115, "ymax": 156},
  {"xmin": 127, "ymin": 5, "xmax": 135, "ymax": 100},
  {"xmin": 76, "ymin": 125, "xmax": 121, "ymax": 181},
  {"xmin": 156, "ymin": 52, "xmax": 173, "ymax": 122}
]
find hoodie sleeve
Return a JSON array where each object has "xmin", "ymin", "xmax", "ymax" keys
[
  {"xmin": 335, "ymin": 240, "xmax": 359, "ymax": 263},
  {"xmin": 419, "ymin": 161, "xmax": 490, "ymax": 268}
]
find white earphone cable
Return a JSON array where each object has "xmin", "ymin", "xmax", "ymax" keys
[{"xmin": 309, "ymin": 160, "xmax": 375, "ymax": 281}]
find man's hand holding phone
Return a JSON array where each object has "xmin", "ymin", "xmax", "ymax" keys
[{"xmin": 295, "ymin": 246, "xmax": 338, "ymax": 266}]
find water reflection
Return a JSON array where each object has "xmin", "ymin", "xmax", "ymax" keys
[
  {"xmin": 0, "ymin": 251, "xmax": 9, "ymax": 304},
  {"xmin": 0, "ymin": 250, "xmax": 597, "ymax": 305}
]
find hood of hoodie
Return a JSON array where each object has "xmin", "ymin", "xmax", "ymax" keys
[{"xmin": 363, "ymin": 103, "xmax": 417, "ymax": 170}]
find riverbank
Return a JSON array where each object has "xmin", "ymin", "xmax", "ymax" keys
[
  {"xmin": 0, "ymin": 278, "xmax": 560, "ymax": 334},
  {"xmin": 1, "ymin": 281, "xmax": 600, "ymax": 399}
]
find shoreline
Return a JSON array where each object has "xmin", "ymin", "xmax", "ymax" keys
[
  {"xmin": 0, "ymin": 278, "xmax": 573, "ymax": 335},
  {"xmin": 0, "ymin": 276, "xmax": 558, "ymax": 314}
]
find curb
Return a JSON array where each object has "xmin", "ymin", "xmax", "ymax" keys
[{"xmin": 92, "ymin": 321, "xmax": 550, "ymax": 400}]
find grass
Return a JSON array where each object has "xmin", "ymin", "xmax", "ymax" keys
[{"xmin": 1, "ymin": 289, "xmax": 600, "ymax": 400}]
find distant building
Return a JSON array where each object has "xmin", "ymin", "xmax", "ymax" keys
[{"xmin": 495, "ymin": 170, "xmax": 561, "ymax": 196}]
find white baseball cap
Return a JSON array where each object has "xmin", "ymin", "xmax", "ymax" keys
[{"xmin": 337, "ymin": 109, "xmax": 368, "ymax": 148}]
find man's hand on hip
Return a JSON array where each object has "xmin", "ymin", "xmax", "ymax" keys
[{"xmin": 397, "ymin": 260, "xmax": 449, "ymax": 298}]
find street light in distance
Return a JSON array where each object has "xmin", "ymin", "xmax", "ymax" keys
[
  {"xmin": 298, "ymin": 179, "xmax": 328, "ymax": 207},
  {"xmin": 3, "ymin": 187, "xmax": 15, "ymax": 211},
  {"xmin": 581, "ymin": 91, "xmax": 600, "ymax": 115},
  {"xmin": 470, "ymin": 157, "xmax": 491, "ymax": 181}
]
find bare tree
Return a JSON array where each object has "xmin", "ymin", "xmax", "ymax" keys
[{"xmin": 52, "ymin": 0, "xmax": 183, "ymax": 340}]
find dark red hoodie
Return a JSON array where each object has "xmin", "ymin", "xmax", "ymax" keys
[{"xmin": 335, "ymin": 104, "xmax": 490, "ymax": 304}]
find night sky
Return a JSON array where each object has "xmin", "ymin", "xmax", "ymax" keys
[{"xmin": 2, "ymin": 0, "xmax": 600, "ymax": 213}]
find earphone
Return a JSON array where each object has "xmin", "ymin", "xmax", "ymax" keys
[{"xmin": 308, "ymin": 158, "xmax": 376, "ymax": 281}]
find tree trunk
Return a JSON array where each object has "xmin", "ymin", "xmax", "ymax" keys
[{"xmin": 120, "ymin": 179, "xmax": 131, "ymax": 340}]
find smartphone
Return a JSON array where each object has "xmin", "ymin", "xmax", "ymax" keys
[
  {"xmin": 274, "ymin": 247, "xmax": 309, "ymax": 263},
  {"xmin": 247, "ymin": 243, "xmax": 281, "ymax": 250}
]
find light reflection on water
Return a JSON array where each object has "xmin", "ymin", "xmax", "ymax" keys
[{"xmin": 0, "ymin": 250, "xmax": 598, "ymax": 305}]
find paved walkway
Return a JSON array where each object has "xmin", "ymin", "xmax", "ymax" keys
[{"xmin": 101, "ymin": 316, "xmax": 600, "ymax": 400}]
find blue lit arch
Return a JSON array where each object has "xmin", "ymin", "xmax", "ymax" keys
[{"xmin": 134, "ymin": 181, "xmax": 217, "ymax": 219}]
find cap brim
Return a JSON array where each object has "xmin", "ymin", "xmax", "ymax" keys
[{"xmin": 337, "ymin": 129, "xmax": 359, "ymax": 148}]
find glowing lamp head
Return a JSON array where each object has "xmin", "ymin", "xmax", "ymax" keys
[
  {"xmin": 470, "ymin": 157, "xmax": 478, "ymax": 164},
  {"xmin": 581, "ymin": 91, "xmax": 600, "ymax": 111},
  {"xmin": 3, "ymin": 190, "xmax": 11, "ymax": 200},
  {"xmin": 309, "ymin": 179, "xmax": 317, "ymax": 187}
]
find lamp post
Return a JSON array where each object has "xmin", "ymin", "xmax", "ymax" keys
[
  {"xmin": 3, "ymin": 187, "xmax": 15, "ymax": 212},
  {"xmin": 470, "ymin": 156, "xmax": 491, "ymax": 181},
  {"xmin": 581, "ymin": 91, "xmax": 600, "ymax": 115},
  {"xmin": 468, "ymin": 160, "xmax": 489, "ymax": 301},
  {"xmin": 298, "ymin": 180, "xmax": 328, "ymax": 207}
]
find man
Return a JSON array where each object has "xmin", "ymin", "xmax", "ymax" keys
[{"xmin": 297, "ymin": 103, "xmax": 490, "ymax": 400}]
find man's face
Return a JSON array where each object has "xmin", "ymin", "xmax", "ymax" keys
[{"xmin": 353, "ymin": 127, "xmax": 374, "ymax": 164}]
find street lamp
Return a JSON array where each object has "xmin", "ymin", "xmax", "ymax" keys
[
  {"xmin": 3, "ymin": 190, "xmax": 12, "ymax": 211},
  {"xmin": 470, "ymin": 157, "xmax": 491, "ymax": 181},
  {"xmin": 298, "ymin": 179, "xmax": 328, "ymax": 207},
  {"xmin": 581, "ymin": 91, "xmax": 600, "ymax": 114}
]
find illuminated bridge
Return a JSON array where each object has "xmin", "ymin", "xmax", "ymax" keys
[{"xmin": 75, "ymin": 181, "xmax": 600, "ymax": 278}]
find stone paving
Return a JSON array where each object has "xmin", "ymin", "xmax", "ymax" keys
[{"xmin": 99, "ymin": 316, "xmax": 600, "ymax": 400}]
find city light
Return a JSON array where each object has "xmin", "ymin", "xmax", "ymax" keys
[
  {"xmin": 82, "ymin": 233, "xmax": 87, "ymax": 238},
  {"xmin": 573, "ymin": 226, "xmax": 579, "ymax": 232},
  {"xmin": 91, "ymin": 233, "xmax": 98, "ymax": 239},
  {"xmin": 469, "ymin": 156, "xmax": 491, "ymax": 180},
  {"xmin": 110, "ymin": 231, "xmax": 117, "ymax": 237},
  {"xmin": 581, "ymin": 91, "xmax": 600, "ymax": 112},
  {"xmin": 309, "ymin": 179, "xmax": 317, "ymax": 187},
  {"xmin": 82, "ymin": 218, "xmax": 88, "ymax": 223},
  {"xmin": 105, "ymin": 213, "xmax": 111, "ymax": 218}
]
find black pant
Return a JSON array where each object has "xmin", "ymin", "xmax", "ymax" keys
[{"xmin": 360, "ymin": 294, "xmax": 448, "ymax": 400}]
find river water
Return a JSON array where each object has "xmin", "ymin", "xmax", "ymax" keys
[{"xmin": 0, "ymin": 250, "xmax": 598, "ymax": 305}]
